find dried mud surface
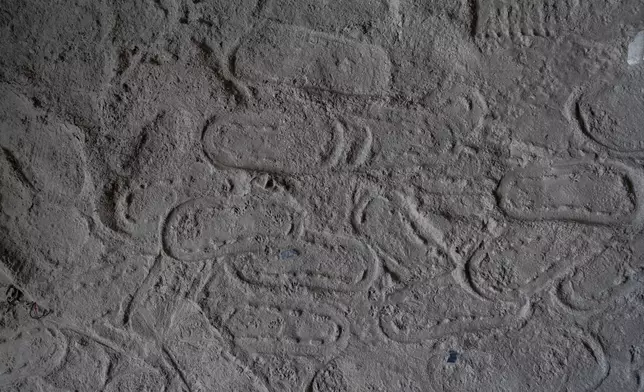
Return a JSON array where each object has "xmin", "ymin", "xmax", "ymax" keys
[{"xmin": 1, "ymin": 1, "xmax": 644, "ymax": 391}]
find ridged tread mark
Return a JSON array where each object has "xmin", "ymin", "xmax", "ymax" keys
[
  {"xmin": 469, "ymin": 0, "xmax": 479, "ymax": 38},
  {"xmin": 476, "ymin": 0, "xmax": 583, "ymax": 39}
]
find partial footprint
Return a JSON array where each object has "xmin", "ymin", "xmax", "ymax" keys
[
  {"xmin": 0, "ymin": 1, "xmax": 110, "ymax": 127},
  {"xmin": 112, "ymin": 108, "xmax": 196, "ymax": 252},
  {"xmin": 353, "ymin": 191, "xmax": 454, "ymax": 282},
  {"xmin": 343, "ymin": 105, "xmax": 454, "ymax": 169},
  {"xmin": 44, "ymin": 329, "xmax": 110, "ymax": 392},
  {"xmin": 0, "ymin": 84, "xmax": 88, "ymax": 206},
  {"xmin": 115, "ymin": 181, "xmax": 177, "ymax": 254},
  {"xmin": 260, "ymin": 0, "xmax": 390, "ymax": 37},
  {"xmin": 426, "ymin": 348, "xmax": 503, "ymax": 391},
  {"xmin": 122, "ymin": 108, "xmax": 196, "ymax": 184},
  {"xmin": 427, "ymin": 317, "xmax": 608, "ymax": 392},
  {"xmin": 311, "ymin": 347, "xmax": 428, "ymax": 392},
  {"xmin": 556, "ymin": 244, "xmax": 641, "ymax": 313},
  {"xmin": 426, "ymin": 84, "xmax": 488, "ymax": 138},
  {"xmin": 0, "ymin": 326, "xmax": 67, "ymax": 388},
  {"xmin": 577, "ymin": 68, "xmax": 644, "ymax": 154},
  {"xmin": 221, "ymin": 300, "xmax": 350, "ymax": 358},
  {"xmin": 103, "ymin": 359, "xmax": 167, "ymax": 392},
  {"xmin": 589, "ymin": 292, "xmax": 644, "ymax": 370},
  {"xmin": 0, "ymin": 148, "xmax": 34, "ymax": 220}
]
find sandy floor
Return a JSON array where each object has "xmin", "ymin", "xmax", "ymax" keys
[{"xmin": 1, "ymin": 1, "xmax": 644, "ymax": 391}]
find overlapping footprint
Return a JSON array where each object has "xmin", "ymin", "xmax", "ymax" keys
[
  {"xmin": 159, "ymin": 174, "xmax": 374, "ymax": 386},
  {"xmin": 197, "ymin": 267, "xmax": 352, "ymax": 364},
  {"xmin": 492, "ymin": 158, "xmax": 644, "ymax": 314},
  {"xmin": 0, "ymin": 85, "xmax": 93, "ymax": 286},
  {"xmin": 202, "ymin": 100, "xmax": 456, "ymax": 175},
  {"xmin": 467, "ymin": 222, "xmax": 613, "ymax": 304}
]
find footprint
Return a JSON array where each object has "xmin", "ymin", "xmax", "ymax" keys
[
  {"xmin": 235, "ymin": 22, "xmax": 391, "ymax": 96},
  {"xmin": 379, "ymin": 273, "xmax": 528, "ymax": 343},
  {"xmin": 427, "ymin": 317, "xmax": 608, "ymax": 392},
  {"xmin": 352, "ymin": 191, "xmax": 454, "ymax": 282},
  {"xmin": 228, "ymin": 230, "xmax": 379, "ymax": 292},
  {"xmin": 202, "ymin": 106, "xmax": 343, "ymax": 174},
  {"xmin": 468, "ymin": 223, "xmax": 611, "ymax": 303},
  {"xmin": 497, "ymin": 160, "xmax": 644, "ymax": 226},
  {"xmin": 577, "ymin": 69, "xmax": 644, "ymax": 153},
  {"xmin": 162, "ymin": 187, "xmax": 304, "ymax": 262},
  {"xmin": 0, "ymin": 326, "xmax": 67, "ymax": 388},
  {"xmin": 222, "ymin": 300, "xmax": 349, "ymax": 358}
]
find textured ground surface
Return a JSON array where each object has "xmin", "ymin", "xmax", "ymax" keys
[{"xmin": 1, "ymin": 0, "xmax": 644, "ymax": 391}]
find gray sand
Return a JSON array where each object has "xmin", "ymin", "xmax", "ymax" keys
[{"xmin": 0, "ymin": 0, "xmax": 644, "ymax": 391}]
